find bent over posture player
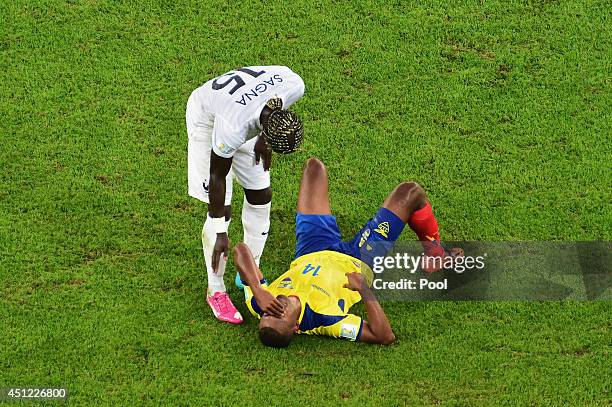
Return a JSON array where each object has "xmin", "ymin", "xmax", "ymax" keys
[
  {"xmin": 186, "ymin": 66, "xmax": 305, "ymax": 324},
  {"xmin": 233, "ymin": 158, "xmax": 460, "ymax": 347}
]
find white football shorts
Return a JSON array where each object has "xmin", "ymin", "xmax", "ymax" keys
[{"xmin": 186, "ymin": 93, "xmax": 270, "ymax": 205}]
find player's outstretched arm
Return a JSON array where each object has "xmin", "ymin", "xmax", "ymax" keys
[
  {"xmin": 344, "ymin": 273, "xmax": 395, "ymax": 345},
  {"xmin": 233, "ymin": 243, "xmax": 284, "ymax": 318},
  {"xmin": 233, "ymin": 243, "xmax": 264, "ymax": 287},
  {"xmin": 209, "ymin": 152, "xmax": 233, "ymax": 272}
]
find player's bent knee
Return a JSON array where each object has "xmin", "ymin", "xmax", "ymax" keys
[
  {"xmin": 392, "ymin": 182, "xmax": 425, "ymax": 207},
  {"xmin": 396, "ymin": 181, "xmax": 421, "ymax": 193},
  {"xmin": 245, "ymin": 187, "xmax": 272, "ymax": 205},
  {"xmin": 303, "ymin": 157, "xmax": 327, "ymax": 178}
]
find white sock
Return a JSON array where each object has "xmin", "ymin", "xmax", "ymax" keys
[
  {"xmin": 202, "ymin": 215, "xmax": 231, "ymax": 294},
  {"xmin": 242, "ymin": 197, "xmax": 271, "ymax": 266}
]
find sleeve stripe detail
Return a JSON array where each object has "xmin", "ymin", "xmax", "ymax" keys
[{"xmin": 356, "ymin": 320, "xmax": 364, "ymax": 342}]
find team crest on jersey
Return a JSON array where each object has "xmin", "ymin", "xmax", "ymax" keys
[
  {"xmin": 278, "ymin": 277, "xmax": 293, "ymax": 289},
  {"xmin": 217, "ymin": 143, "xmax": 234, "ymax": 155},
  {"xmin": 374, "ymin": 222, "xmax": 390, "ymax": 238}
]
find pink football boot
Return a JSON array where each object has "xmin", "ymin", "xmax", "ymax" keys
[{"xmin": 207, "ymin": 291, "xmax": 243, "ymax": 324}]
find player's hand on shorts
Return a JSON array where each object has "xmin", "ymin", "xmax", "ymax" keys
[
  {"xmin": 256, "ymin": 291, "xmax": 285, "ymax": 318},
  {"xmin": 254, "ymin": 135, "xmax": 272, "ymax": 171},
  {"xmin": 212, "ymin": 233, "xmax": 230, "ymax": 274},
  {"xmin": 344, "ymin": 272, "xmax": 366, "ymax": 292}
]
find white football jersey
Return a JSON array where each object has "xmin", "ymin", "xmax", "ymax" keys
[{"xmin": 191, "ymin": 65, "xmax": 305, "ymax": 158}]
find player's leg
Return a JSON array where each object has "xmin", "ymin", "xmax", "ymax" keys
[
  {"xmin": 293, "ymin": 158, "xmax": 344, "ymax": 259},
  {"xmin": 232, "ymin": 138, "xmax": 272, "ymax": 288},
  {"xmin": 297, "ymin": 157, "xmax": 331, "ymax": 215},
  {"xmin": 343, "ymin": 181, "xmax": 459, "ymax": 272},
  {"xmin": 382, "ymin": 182, "xmax": 441, "ymax": 253},
  {"xmin": 242, "ymin": 186, "xmax": 271, "ymax": 267},
  {"xmin": 382, "ymin": 182, "xmax": 427, "ymax": 223},
  {"xmin": 382, "ymin": 182, "xmax": 462, "ymax": 271},
  {"xmin": 187, "ymin": 99, "xmax": 241, "ymax": 322},
  {"xmin": 382, "ymin": 182, "xmax": 465, "ymax": 270},
  {"xmin": 202, "ymin": 203, "xmax": 233, "ymax": 293},
  {"xmin": 188, "ymin": 142, "xmax": 234, "ymax": 294}
]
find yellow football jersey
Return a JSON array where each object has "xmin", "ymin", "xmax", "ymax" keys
[{"xmin": 245, "ymin": 250, "xmax": 373, "ymax": 341}]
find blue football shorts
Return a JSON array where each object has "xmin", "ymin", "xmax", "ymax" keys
[{"xmin": 293, "ymin": 208, "xmax": 405, "ymax": 269}]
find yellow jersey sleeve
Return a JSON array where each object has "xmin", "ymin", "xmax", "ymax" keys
[
  {"xmin": 309, "ymin": 313, "xmax": 363, "ymax": 341},
  {"xmin": 244, "ymin": 286, "xmax": 264, "ymax": 318},
  {"xmin": 299, "ymin": 304, "xmax": 363, "ymax": 341}
]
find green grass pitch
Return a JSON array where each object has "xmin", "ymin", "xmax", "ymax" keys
[{"xmin": 1, "ymin": 0, "xmax": 610, "ymax": 405}]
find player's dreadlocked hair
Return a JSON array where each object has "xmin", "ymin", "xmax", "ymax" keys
[{"xmin": 262, "ymin": 97, "xmax": 304, "ymax": 154}]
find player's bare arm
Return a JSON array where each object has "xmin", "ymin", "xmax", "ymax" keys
[
  {"xmin": 209, "ymin": 151, "xmax": 233, "ymax": 273},
  {"xmin": 253, "ymin": 135, "xmax": 271, "ymax": 171},
  {"xmin": 253, "ymin": 104, "xmax": 275, "ymax": 171},
  {"xmin": 344, "ymin": 273, "xmax": 396, "ymax": 345},
  {"xmin": 233, "ymin": 243, "xmax": 284, "ymax": 318}
]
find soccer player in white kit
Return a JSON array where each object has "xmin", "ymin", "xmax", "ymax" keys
[{"xmin": 186, "ymin": 66, "xmax": 305, "ymax": 324}]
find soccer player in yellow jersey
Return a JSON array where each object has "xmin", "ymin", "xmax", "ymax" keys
[{"xmin": 233, "ymin": 158, "xmax": 459, "ymax": 347}]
